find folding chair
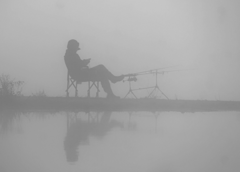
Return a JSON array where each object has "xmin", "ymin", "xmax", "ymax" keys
[{"xmin": 66, "ymin": 71, "xmax": 100, "ymax": 97}]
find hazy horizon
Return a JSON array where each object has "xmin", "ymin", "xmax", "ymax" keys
[{"xmin": 1, "ymin": 0, "xmax": 240, "ymax": 100}]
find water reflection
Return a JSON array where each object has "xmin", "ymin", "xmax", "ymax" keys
[
  {"xmin": 127, "ymin": 112, "xmax": 137, "ymax": 131},
  {"xmin": 0, "ymin": 110, "xmax": 22, "ymax": 134},
  {"xmin": 1, "ymin": 110, "xmax": 240, "ymax": 172},
  {"xmin": 0, "ymin": 110, "xmax": 57, "ymax": 135},
  {"xmin": 64, "ymin": 111, "xmax": 123, "ymax": 163}
]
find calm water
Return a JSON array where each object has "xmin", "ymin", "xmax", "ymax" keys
[{"xmin": 0, "ymin": 110, "xmax": 240, "ymax": 172}]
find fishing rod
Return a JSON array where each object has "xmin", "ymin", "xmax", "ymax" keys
[
  {"xmin": 123, "ymin": 66, "xmax": 177, "ymax": 78},
  {"xmin": 131, "ymin": 65, "xmax": 180, "ymax": 76},
  {"xmin": 123, "ymin": 67, "xmax": 194, "ymax": 81},
  {"xmin": 151, "ymin": 68, "xmax": 196, "ymax": 75}
]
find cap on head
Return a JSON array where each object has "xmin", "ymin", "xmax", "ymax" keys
[{"xmin": 67, "ymin": 39, "xmax": 80, "ymax": 50}]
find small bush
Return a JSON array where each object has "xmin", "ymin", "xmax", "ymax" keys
[
  {"xmin": 0, "ymin": 74, "xmax": 24, "ymax": 97},
  {"xmin": 31, "ymin": 90, "xmax": 47, "ymax": 97}
]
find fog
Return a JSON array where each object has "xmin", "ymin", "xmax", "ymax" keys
[{"xmin": 1, "ymin": 0, "xmax": 240, "ymax": 100}]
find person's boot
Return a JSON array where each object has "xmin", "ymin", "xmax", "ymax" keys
[
  {"xmin": 111, "ymin": 75, "xmax": 125, "ymax": 83},
  {"xmin": 106, "ymin": 93, "xmax": 120, "ymax": 99}
]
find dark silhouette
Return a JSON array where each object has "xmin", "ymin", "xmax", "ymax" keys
[
  {"xmin": 64, "ymin": 39, "xmax": 125, "ymax": 98},
  {"xmin": 64, "ymin": 111, "xmax": 123, "ymax": 163}
]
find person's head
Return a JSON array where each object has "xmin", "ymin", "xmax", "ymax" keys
[{"xmin": 67, "ymin": 39, "xmax": 80, "ymax": 51}]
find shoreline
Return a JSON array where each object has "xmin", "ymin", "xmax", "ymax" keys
[{"xmin": 1, "ymin": 96, "xmax": 240, "ymax": 113}]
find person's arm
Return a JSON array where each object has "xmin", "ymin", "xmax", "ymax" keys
[
  {"xmin": 75, "ymin": 54, "xmax": 90, "ymax": 68},
  {"xmin": 82, "ymin": 58, "xmax": 91, "ymax": 67}
]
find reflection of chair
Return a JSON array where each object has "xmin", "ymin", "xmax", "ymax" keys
[{"xmin": 66, "ymin": 69, "xmax": 100, "ymax": 98}]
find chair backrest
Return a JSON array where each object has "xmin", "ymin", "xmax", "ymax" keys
[{"xmin": 64, "ymin": 55, "xmax": 80, "ymax": 82}]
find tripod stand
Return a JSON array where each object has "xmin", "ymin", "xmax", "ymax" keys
[
  {"xmin": 123, "ymin": 66, "xmax": 192, "ymax": 99},
  {"xmin": 147, "ymin": 70, "xmax": 169, "ymax": 99},
  {"xmin": 124, "ymin": 75, "xmax": 138, "ymax": 99},
  {"xmin": 123, "ymin": 70, "xmax": 169, "ymax": 99}
]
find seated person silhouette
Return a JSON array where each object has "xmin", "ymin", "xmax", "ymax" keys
[{"xmin": 64, "ymin": 39, "xmax": 125, "ymax": 99}]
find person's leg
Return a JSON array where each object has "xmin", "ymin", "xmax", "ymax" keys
[
  {"xmin": 90, "ymin": 64, "xmax": 124, "ymax": 83},
  {"xmin": 100, "ymin": 79, "xmax": 113, "ymax": 95},
  {"xmin": 100, "ymin": 78, "xmax": 120, "ymax": 98},
  {"xmin": 84, "ymin": 64, "xmax": 124, "ymax": 98}
]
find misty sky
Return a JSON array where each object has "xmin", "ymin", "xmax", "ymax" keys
[{"xmin": 1, "ymin": 0, "xmax": 240, "ymax": 100}]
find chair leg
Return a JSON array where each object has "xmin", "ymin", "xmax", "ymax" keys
[
  {"xmin": 67, "ymin": 79, "xmax": 100, "ymax": 98},
  {"xmin": 75, "ymin": 87, "xmax": 78, "ymax": 97},
  {"xmin": 87, "ymin": 81, "xmax": 100, "ymax": 98},
  {"xmin": 74, "ymin": 82, "xmax": 78, "ymax": 97},
  {"xmin": 66, "ymin": 81, "xmax": 75, "ymax": 97},
  {"xmin": 96, "ymin": 82, "xmax": 100, "ymax": 97},
  {"xmin": 66, "ymin": 73, "xmax": 70, "ymax": 97},
  {"xmin": 66, "ymin": 91, "xmax": 69, "ymax": 97},
  {"xmin": 87, "ymin": 82, "xmax": 91, "ymax": 97},
  {"xmin": 66, "ymin": 75, "xmax": 78, "ymax": 97}
]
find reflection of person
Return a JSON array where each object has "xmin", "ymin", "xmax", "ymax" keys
[
  {"xmin": 64, "ymin": 111, "xmax": 123, "ymax": 163},
  {"xmin": 64, "ymin": 39, "xmax": 125, "ymax": 98}
]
